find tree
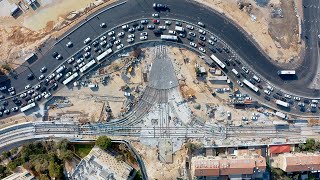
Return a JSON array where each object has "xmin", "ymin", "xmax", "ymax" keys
[
  {"xmin": 1, "ymin": 64, "xmax": 11, "ymax": 72},
  {"xmin": 95, "ymin": 136, "xmax": 112, "ymax": 150},
  {"xmin": 59, "ymin": 150, "xmax": 73, "ymax": 161},
  {"xmin": 116, "ymin": 155, "xmax": 124, "ymax": 162},
  {"xmin": 48, "ymin": 161, "xmax": 62, "ymax": 179},
  {"xmin": 2, "ymin": 151, "xmax": 11, "ymax": 158},
  {"xmin": 305, "ymin": 138, "xmax": 316, "ymax": 152},
  {"xmin": 10, "ymin": 147, "xmax": 18, "ymax": 155}
]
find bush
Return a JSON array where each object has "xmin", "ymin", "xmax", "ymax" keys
[
  {"xmin": 1, "ymin": 64, "xmax": 11, "ymax": 72},
  {"xmin": 95, "ymin": 136, "xmax": 112, "ymax": 150}
]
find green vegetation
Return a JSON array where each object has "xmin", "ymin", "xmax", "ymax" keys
[
  {"xmin": 2, "ymin": 151, "xmax": 11, "ymax": 159},
  {"xmin": 133, "ymin": 170, "xmax": 142, "ymax": 180},
  {"xmin": 0, "ymin": 165, "xmax": 12, "ymax": 178},
  {"xmin": 73, "ymin": 144, "xmax": 94, "ymax": 158},
  {"xmin": 95, "ymin": 136, "xmax": 112, "ymax": 150},
  {"xmin": 3, "ymin": 139, "xmax": 74, "ymax": 179},
  {"xmin": 296, "ymin": 138, "xmax": 320, "ymax": 152},
  {"xmin": 1, "ymin": 64, "xmax": 11, "ymax": 72}
]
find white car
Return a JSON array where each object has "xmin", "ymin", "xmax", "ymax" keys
[
  {"xmin": 140, "ymin": 19, "xmax": 148, "ymax": 24},
  {"xmin": 11, "ymin": 107, "xmax": 19, "ymax": 112},
  {"xmin": 189, "ymin": 42, "xmax": 197, "ymax": 47},
  {"xmin": 284, "ymin": 94, "xmax": 292, "ymax": 99},
  {"xmin": 114, "ymin": 40, "xmax": 121, "ymax": 45},
  {"xmin": 168, "ymin": 30, "xmax": 176, "ymax": 35},
  {"xmin": 78, "ymin": 62, "xmax": 86, "ymax": 68},
  {"xmin": 84, "ymin": 46, "xmax": 91, "ymax": 52},
  {"xmin": 66, "ymin": 41, "xmax": 73, "ymax": 47},
  {"xmin": 198, "ymin": 29, "xmax": 206, "ymax": 35},
  {"xmin": 84, "ymin": 52, "xmax": 91, "ymax": 58},
  {"xmin": 48, "ymin": 73, "xmax": 55, "ymax": 80},
  {"xmin": 198, "ymin": 21, "xmax": 205, "ymax": 27},
  {"xmin": 127, "ymin": 38, "xmax": 134, "ymax": 43},
  {"xmin": 8, "ymin": 87, "xmax": 14, "ymax": 92},
  {"xmin": 25, "ymin": 84, "xmax": 31, "ymax": 90},
  {"xmin": 100, "ymin": 23, "xmax": 106, "ymax": 28},
  {"xmin": 293, "ymin": 96, "xmax": 301, "ymax": 101},
  {"xmin": 20, "ymin": 93, "xmax": 27, "ymax": 98},
  {"xmin": 188, "ymin": 32, "xmax": 196, "ymax": 37},
  {"xmin": 241, "ymin": 66, "xmax": 249, "ymax": 74},
  {"xmin": 140, "ymin": 32, "xmax": 148, "ymax": 36},
  {"xmin": 208, "ymin": 40, "xmax": 214, "ymax": 45},
  {"xmin": 152, "ymin": 13, "xmax": 159, "ymax": 17},
  {"xmin": 237, "ymin": 80, "xmax": 243, "ymax": 87},
  {"xmin": 264, "ymin": 90, "xmax": 271, "ymax": 96},
  {"xmin": 55, "ymin": 54, "xmax": 62, "ymax": 60},
  {"xmin": 140, "ymin": 36, "xmax": 148, "ymax": 41},
  {"xmin": 67, "ymin": 57, "xmax": 75, "ymax": 64},
  {"xmin": 158, "ymin": 26, "xmax": 166, "ymax": 30},
  {"xmin": 77, "ymin": 58, "xmax": 84, "ymax": 64},
  {"xmin": 122, "ymin": 24, "xmax": 129, "ymax": 30},
  {"xmin": 186, "ymin": 24, "xmax": 194, "ymax": 30},
  {"xmin": 117, "ymin": 32, "xmax": 125, "ymax": 37},
  {"xmin": 100, "ymin": 40, "xmax": 107, "ymax": 46},
  {"xmin": 34, "ymin": 84, "xmax": 41, "ymax": 90},
  {"xmin": 9, "ymin": 91, "xmax": 15, "ymax": 95},
  {"xmin": 108, "ymin": 31, "xmax": 115, "ymax": 36},
  {"xmin": 100, "ymin": 36, "xmax": 107, "ymax": 41},
  {"xmin": 128, "ymin": 34, "xmax": 135, "ymax": 38},
  {"xmin": 65, "ymin": 72, "xmax": 72, "ymax": 78},
  {"xmin": 27, "ymin": 89, "xmax": 34, "ymax": 94},
  {"xmin": 116, "ymin": 44, "xmax": 124, "ymax": 50},
  {"xmin": 199, "ymin": 47, "xmax": 206, "ymax": 53},
  {"xmin": 165, "ymin": 20, "xmax": 171, "ymax": 25}
]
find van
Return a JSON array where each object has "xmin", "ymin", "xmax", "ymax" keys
[
  {"xmin": 311, "ymin": 100, "xmax": 318, "ymax": 104},
  {"xmin": 83, "ymin": 37, "xmax": 91, "ymax": 44},
  {"xmin": 231, "ymin": 69, "xmax": 239, "ymax": 77},
  {"xmin": 264, "ymin": 90, "xmax": 271, "ymax": 95},
  {"xmin": 267, "ymin": 85, "xmax": 274, "ymax": 92},
  {"xmin": 55, "ymin": 65, "xmax": 65, "ymax": 74},
  {"xmin": 253, "ymin": 75, "xmax": 260, "ymax": 82}
]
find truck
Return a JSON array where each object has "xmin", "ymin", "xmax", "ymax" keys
[
  {"xmin": 175, "ymin": 26, "xmax": 185, "ymax": 32},
  {"xmin": 96, "ymin": 48, "xmax": 113, "ymax": 62},
  {"xmin": 275, "ymin": 111, "xmax": 287, "ymax": 119},
  {"xmin": 277, "ymin": 70, "xmax": 296, "ymax": 75},
  {"xmin": 276, "ymin": 100, "xmax": 290, "ymax": 108}
]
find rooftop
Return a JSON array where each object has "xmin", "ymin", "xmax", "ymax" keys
[
  {"xmin": 71, "ymin": 146, "xmax": 133, "ymax": 180},
  {"xmin": 279, "ymin": 153, "xmax": 320, "ymax": 172}
]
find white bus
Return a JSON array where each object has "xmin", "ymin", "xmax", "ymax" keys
[
  {"xmin": 21, "ymin": 102, "xmax": 36, "ymax": 112},
  {"xmin": 277, "ymin": 70, "xmax": 296, "ymax": 75},
  {"xmin": 96, "ymin": 48, "xmax": 113, "ymax": 62},
  {"xmin": 276, "ymin": 100, "xmax": 290, "ymax": 108},
  {"xmin": 242, "ymin": 79, "xmax": 259, "ymax": 92},
  {"xmin": 210, "ymin": 54, "xmax": 226, "ymax": 69},
  {"xmin": 275, "ymin": 112, "xmax": 287, "ymax": 119},
  {"xmin": 160, "ymin": 35, "xmax": 178, "ymax": 41},
  {"xmin": 80, "ymin": 60, "xmax": 96, "ymax": 73},
  {"xmin": 231, "ymin": 68, "xmax": 239, "ymax": 77},
  {"xmin": 62, "ymin": 72, "xmax": 78, "ymax": 85}
]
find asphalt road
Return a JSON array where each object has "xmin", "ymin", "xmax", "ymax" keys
[{"xmin": 0, "ymin": 0, "xmax": 319, "ymax": 117}]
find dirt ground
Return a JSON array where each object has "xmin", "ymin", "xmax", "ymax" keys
[
  {"xmin": 131, "ymin": 141, "xmax": 187, "ymax": 180},
  {"xmin": 196, "ymin": 0, "xmax": 301, "ymax": 64},
  {"xmin": 0, "ymin": 0, "xmax": 116, "ymax": 69}
]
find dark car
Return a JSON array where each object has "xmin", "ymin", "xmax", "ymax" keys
[
  {"xmin": 249, "ymin": 79, "xmax": 256, "ymax": 85},
  {"xmin": 2, "ymin": 100, "xmax": 8, "ymax": 106},
  {"xmin": 224, "ymin": 60, "xmax": 230, "ymax": 66},
  {"xmin": 52, "ymin": 52, "xmax": 58, "ymax": 58},
  {"xmin": 230, "ymin": 61, "xmax": 236, "ymax": 66},
  {"xmin": 216, "ymin": 47, "xmax": 223, "ymax": 53},
  {"xmin": 304, "ymin": 99, "xmax": 310, "ymax": 104},
  {"xmin": 153, "ymin": 29, "xmax": 163, "ymax": 35},
  {"xmin": 132, "ymin": 22, "xmax": 139, "ymax": 27},
  {"xmin": 199, "ymin": 35, "xmax": 206, "ymax": 41},
  {"xmin": 153, "ymin": 3, "xmax": 167, "ymax": 9},
  {"xmin": 223, "ymin": 47, "xmax": 230, "ymax": 53},
  {"xmin": 25, "ymin": 96, "xmax": 31, "ymax": 102},
  {"xmin": 235, "ymin": 59, "xmax": 241, "ymax": 65},
  {"xmin": 276, "ymin": 91, "xmax": 283, "ymax": 96},
  {"xmin": 264, "ymin": 96, "xmax": 271, "ymax": 101},
  {"xmin": 198, "ymin": 41, "xmax": 205, "ymax": 47},
  {"xmin": 273, "ymin": 94, "xmax": 280, "ymax": 99},
  {"xmin": 280, "ymin": 97, "xmax": 287, "ymax": 102},
  {"xmin": 187, "ymin": 36, "xmax": 194, "ymax": 41},
  {"xmin": 257, "ymin": 84, "xmax": 263, "ymax": 89},
  {"xmin": 39, "ymin": 87, "xmax": 46, "ymax": 92},
  {"xmin": 92, "ymin": 41, "xmax": 99, "ymax": 47},
  {"xmin": 94, "ymin": 47, "xmax": 101, "ymax": 52},
  {"xmin": 209, "ymin": 46, "xmax": 216, "ymax": 53},
  {"xmin": 27, "ymin": 74, "xmax": 34, "ymax": 80},
  {"xmin": 175, "ymin": 21, "xmax": 182, "ymax": 26}
]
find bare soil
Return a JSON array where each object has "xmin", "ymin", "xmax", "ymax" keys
[{"xmin": 196, "ymin": 0, "xmax": 301, "ymax": 64}]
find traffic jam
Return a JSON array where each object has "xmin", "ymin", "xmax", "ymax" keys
[{"xmin": 0, "ymin": 3, "xmax": 318, "ymax": 118}]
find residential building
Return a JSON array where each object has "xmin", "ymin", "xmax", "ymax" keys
[
  {"xmin": 271, "ymin": 152, "xmax": 320, "ymax": 173},
  {"xmin": 3, "ymin": 168, "xmax": 35, "ymax": 180}
]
